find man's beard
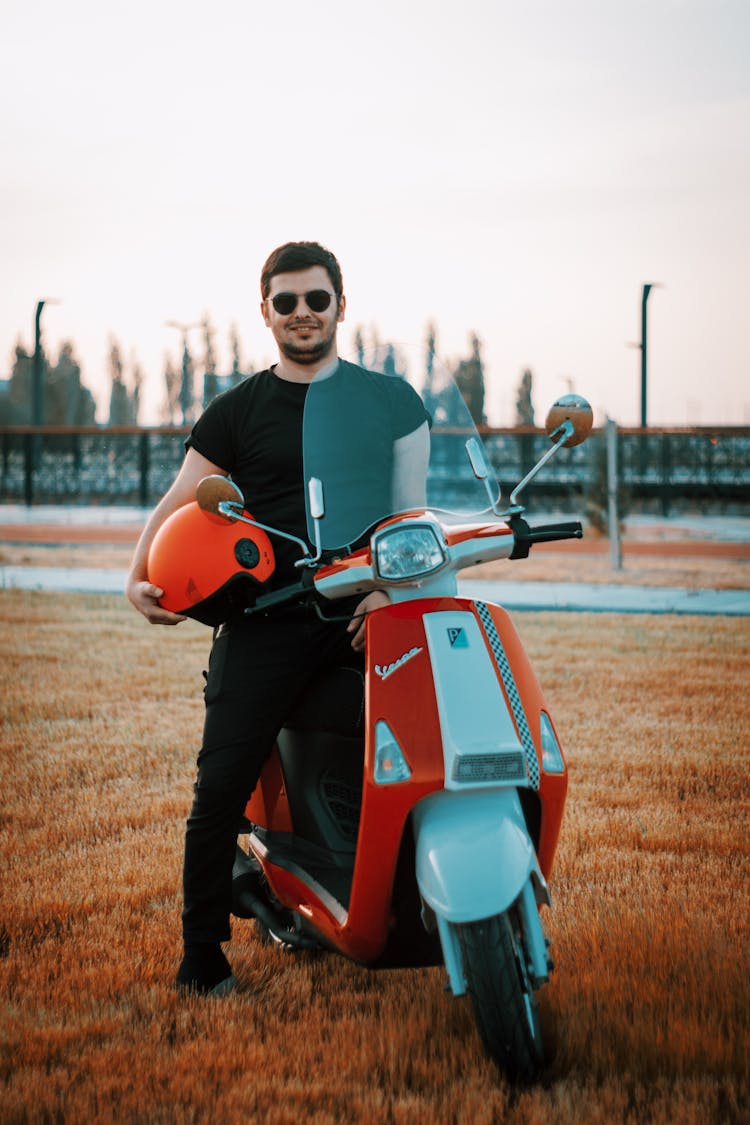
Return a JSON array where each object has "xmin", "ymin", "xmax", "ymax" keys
[{"xmin": 278, "ymin": 321, "xmax": 337, "ymax": 365}]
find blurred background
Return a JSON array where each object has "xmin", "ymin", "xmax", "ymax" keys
[{"xmin": 2, "ymin": 0, "xmax": 748, "ymax": 432}]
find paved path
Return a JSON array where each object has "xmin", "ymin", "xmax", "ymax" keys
[
  {"xmin": 460, "ymin": 578, "xmax": 750, "ymax": 616},
  {"xmin": 2, "ymin": 565, "xmax": 748, "ymax": 616}
]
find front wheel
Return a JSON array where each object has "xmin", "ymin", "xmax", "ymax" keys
[{"xmin": 458, "ymin": 909, "xmax": 545, "ymax": 1083}]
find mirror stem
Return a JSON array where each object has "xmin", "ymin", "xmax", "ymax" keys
[
  {"xmin": 220, "ymin": 508, "xmax": 313, "ymax": 561},
  {"xmin": 302, "ymin": 518, "xmax": 324, "ymax": 567},
  {"xmin": 509, "ymin": 421, "xmax": 574, "ymax": 508}
]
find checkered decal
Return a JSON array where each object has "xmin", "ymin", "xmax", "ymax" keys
[{"xmin": 475, "ymin": 601, "xmax": 540, "ymax": 790}]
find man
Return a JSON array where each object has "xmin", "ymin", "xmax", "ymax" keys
[{"xmin": 126, "ymin": 242, "xmax": 429, "ymax": 994}]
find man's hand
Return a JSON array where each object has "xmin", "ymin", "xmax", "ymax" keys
[
  {"xmin": 126, "ymin": 577, "xmax": 187, "ymax": 626},
  {"xmin": 347, "ymin": 590, "xmax": 390, "ymax": 652}
]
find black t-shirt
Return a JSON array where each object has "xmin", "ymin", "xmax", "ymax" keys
[{"xmin": 186, "ymin": 360, "xmax": 428, "ymax": 583}]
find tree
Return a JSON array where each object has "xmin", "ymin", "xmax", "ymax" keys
[
  {"xmin": 453, "ymin": 333, "xmax": 487, "ymax": 426},
  {"xmin": 178, "ymin": 335, "xmax": 196, "ymax": 425},
  {"xmin": 353, "ymin": 326, "xmax": 365, "ymax": 367},
  {"xmin": 131, "ymin": 354, "xmax": 143, "ymax": 424},
  {"xmin": 5, "ymin": 342, "xmax": 33, "ymax": 423},
  {"xmin": 2, "ymin": 338, "xmax": 96, "ymax": 424},
  {"xmin": 107, "ymin": 338, "xmax": 142, "ymax": 425},
  {"xmin": 229, "ymin": 323, "xmax": 244, "ymax": 378},
  {"xmin": 203, "ymin": 316, "xmax": 217, "ymax": 380},
  {"xmin": 425, "ymin": 322, "xmax": 437, "ymax": 385},
  {"xmin": 420, "ymin": 323, "xmax": 441, "ymax": 422},
  {"xmin": 202, "ymin": 316, "xmax": 220, "ymax": 407},
  {"xmin": 515, "ymin": 369, "xmax": 535, "ymax": 427},
  {"xmin": 107, "ymin": 339, "xmax": 130, "ymax": 425},
  {"xmin": 162, "ymin": 354, "xmax": 180, "ymax": 424},
  {"xmin": 352, "ymin": 324, "xmax": 383, "ymax": 363},
  {"xmin": 47, "ymin": 341, "xmax": 96, "ymax": 425}
]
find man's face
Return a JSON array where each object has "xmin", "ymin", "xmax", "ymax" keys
[{"xmin": 261, "ymin": 265, "xmax": 345, "ymax": 366}]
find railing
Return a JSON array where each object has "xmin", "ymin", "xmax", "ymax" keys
[
  {"xmin": 1, "ymin": 424, "xmax": 749, "ymax": 515},
  {"xmin": 0, "ymin": 426, "xmax": 186, "ymax": 508},
  {"xmin": 479, "ymin": 426, "xmax": 750, "ymax": 514}
]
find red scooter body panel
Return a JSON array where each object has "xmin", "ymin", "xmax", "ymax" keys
[
  {"xmin": 244, "ymin": 750, "xmax": 292, "ymax": 833},
  {"xmin": 345, "ymin": 600, "xmax": 448, "ymax": 957}
]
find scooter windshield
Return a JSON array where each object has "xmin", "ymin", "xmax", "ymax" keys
[{"xmin": 302, "ymin": 347, "xmax": 495, "ymax": 552}]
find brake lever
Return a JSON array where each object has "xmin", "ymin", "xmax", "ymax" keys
[{"xmin": 311, "ymin": 600, "xmax": 362, "ymax": 625}]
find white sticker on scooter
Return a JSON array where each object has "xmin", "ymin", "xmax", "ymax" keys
[{"xmin": 375, "ymin": 646, "xmax": 423, "ymax": 681}]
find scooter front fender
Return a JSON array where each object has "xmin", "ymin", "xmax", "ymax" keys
[{"xmin": 412, "ymin": 788, "xmax": 549, "ymax": 925}]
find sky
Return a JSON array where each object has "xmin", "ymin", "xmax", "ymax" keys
[{"xmin": 1, "ymin": 0, "xmax": 748, "ymax": 427}]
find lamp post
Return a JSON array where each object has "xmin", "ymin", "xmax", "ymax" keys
[{"xmin": 639, "ymin": 282, "xmax": 663, "ymax": 428}]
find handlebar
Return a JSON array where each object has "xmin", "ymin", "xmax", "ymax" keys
[
  {"xmin": 242, "ymin": 516, "xmax": 584, "ymax": 612},
  {"xmin": 243, "ymin": 572, "xmax": 353, "ymax": 624},
  {"xmin": 508, "ymin": 516, "xmax": 583, "ymax": 560},
  {"xmin": 244, "ymin": 575, "xmax": 313, "ymax": 616}
]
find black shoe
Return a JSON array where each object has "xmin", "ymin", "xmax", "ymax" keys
[{"xmin": 176, "ymin": 943, "xmax": 237, "ymax": 996}]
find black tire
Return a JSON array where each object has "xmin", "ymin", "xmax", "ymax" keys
[{"xmin": 458, "ymin": 909, "xmax": 545, "ymax": 1083}]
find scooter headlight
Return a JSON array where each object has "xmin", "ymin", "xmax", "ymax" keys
[
  {"xmin": 540, "ymin": 711, "xmax": 566, "ymax": 774},
  {"xmin": 373, "ymin": 523, "xmax": 447, "ymax": 582}
]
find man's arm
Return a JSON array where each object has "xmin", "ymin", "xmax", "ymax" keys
[
  {"xmin": 125, "ymin": 448, "xmax": 228, "ymax": 625},
  {"xmin": 392, "ymin": 420, "xmax": 430, "ymax": 510}
]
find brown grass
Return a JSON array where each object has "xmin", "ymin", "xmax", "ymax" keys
[
  {"xmin": 0, "ymin": 544, "xmax": 135, "ymax": 570},
  {"xmin": 468, "ymin": 550, "xmax": 749, "ymax": 590},
  {"xmin": 1, "ymin": 592, "xmax": 749, "ymax": 1124}
]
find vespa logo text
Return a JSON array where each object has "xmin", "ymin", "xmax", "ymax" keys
[{"xmin": 375, "ymin": 646, "xmax": 423, "ymax": 681}]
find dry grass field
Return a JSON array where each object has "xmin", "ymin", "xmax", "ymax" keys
[{"xmin": 1, "ymin": 590, "xmax": 748, "ymax": 1124}]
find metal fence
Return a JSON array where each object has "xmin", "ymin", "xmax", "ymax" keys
[
  {"xmin": 481, "ymin": 426, "xmax": 750, "ymax": 514},
  {"xmin": 1, "ymin": 424, "xmax": 748, "ymax": 515}
]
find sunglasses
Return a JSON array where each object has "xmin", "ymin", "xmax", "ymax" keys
[{"xmin": 269, "ymin": 289, "xmax": 334, "ymax": 316}]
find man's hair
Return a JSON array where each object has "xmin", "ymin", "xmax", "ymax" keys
[{"xmin": 260, "ymin": 241, "xmax": 343, "ymax": 302}]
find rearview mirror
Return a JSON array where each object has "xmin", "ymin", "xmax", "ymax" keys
[
  {"xmin": 466, "ymin": 436, "xmax": 491, "ymax": 481},
  {"xmin": 545, "ymin": 394, "xmax": 594, "ymax": 448},
  {"xmin": 196, "ymin": 475, "xmax": 244, "ymax": 520},
  {"xmin": 465, "ymin": 437, "xmax": 503, "ymax": 514}
]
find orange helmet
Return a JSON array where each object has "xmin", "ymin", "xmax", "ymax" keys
[{"xmin": 147, "ymin": 502, "xmax": 275, "ymax": 625}]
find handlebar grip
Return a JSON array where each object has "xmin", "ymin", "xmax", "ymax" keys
[
  {"xmin": 509, "ymin": 518, "xmax": 583, "ymax": 560},
  {"xmin": 526, "ymin": 521, "xmax": 583, "ymax": 543}
]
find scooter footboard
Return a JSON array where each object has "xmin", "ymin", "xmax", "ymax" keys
[{"xmin": 413, "ymin": 788, "xmax": 550, "ymax": 994}]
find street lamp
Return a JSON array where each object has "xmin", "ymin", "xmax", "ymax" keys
[
  {"xmin": 32, "ymin": 298, "xmax": 61, "ymax": 425},
  {"xmin": 639, "ymin": 283, "xmax": 663, "ymax": 428}
]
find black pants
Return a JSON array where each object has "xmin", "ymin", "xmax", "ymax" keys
[{"xmin": 182, "ymin": 604, "xmax": 362, "ymax": 944}]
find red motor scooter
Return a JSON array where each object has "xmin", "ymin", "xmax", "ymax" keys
[{"xmin": 198, "ymin": 360, "xmax": 592, "ymax": 1081}]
